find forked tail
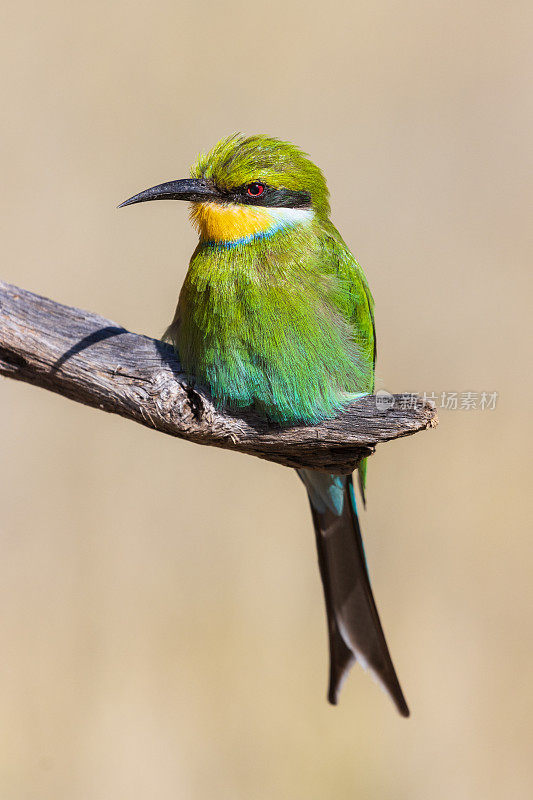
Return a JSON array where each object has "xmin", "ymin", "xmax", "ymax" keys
[{"xmin": 298, "ymin": 469, "xmax": 409, "ymax": 716}]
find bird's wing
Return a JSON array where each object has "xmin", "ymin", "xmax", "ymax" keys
[{"xmin": 321, "ymin": 228, "xmax": 377, "ymax": 503}]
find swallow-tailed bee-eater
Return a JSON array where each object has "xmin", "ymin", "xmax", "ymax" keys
[{"xmin": 120, "ymin": 134, "xmax": 409, "ymax": 716}]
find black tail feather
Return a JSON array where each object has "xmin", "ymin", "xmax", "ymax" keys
[{"xmin": 302, "ymin": 470, "xmax": 409, "ymax": 717}]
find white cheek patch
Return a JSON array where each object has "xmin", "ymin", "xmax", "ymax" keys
[{"xmin": 265, "ymin": 207, "xmax": 314, "ymax": 230}]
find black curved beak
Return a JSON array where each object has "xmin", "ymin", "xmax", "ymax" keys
[{"xmin": 118, "ymin": 178, "xmax": 221, "ymax": 208}]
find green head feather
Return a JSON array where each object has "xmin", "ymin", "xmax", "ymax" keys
[{"xmin": 191, "ymin": 133, "xmax": 331, "ymax": 218}]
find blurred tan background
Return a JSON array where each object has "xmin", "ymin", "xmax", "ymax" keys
[{"xmin": 1, "ymin": 1, "xmax": 532, "ymax": 798}]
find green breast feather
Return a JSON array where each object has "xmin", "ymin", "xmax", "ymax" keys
[{"xmin": 167, "ymin": 219, "xmax": 375, "ymax": 425}]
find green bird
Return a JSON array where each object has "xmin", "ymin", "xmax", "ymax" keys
[{"xmin": 120, "ymin": 134, "xmax": 409, "ymax": 716}]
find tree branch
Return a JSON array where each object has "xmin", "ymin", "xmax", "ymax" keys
[{"xmin": 0, "ymin": 280, "xmax": 437, "ymax": 474}]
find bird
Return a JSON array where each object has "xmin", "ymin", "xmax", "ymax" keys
[{"xmin": 120, "ymin": 134, "xmax": 409, "ymax": 717}]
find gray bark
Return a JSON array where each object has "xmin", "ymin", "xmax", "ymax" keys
[{"xmin": 0, "ymin": 280, "xmax": 437, "ymax": 474}]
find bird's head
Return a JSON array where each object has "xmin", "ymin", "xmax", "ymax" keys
[{"xmin": 120, "ymin": 134, "xmax": 330, "ymax": 245}]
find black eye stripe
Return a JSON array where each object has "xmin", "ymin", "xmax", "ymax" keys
[{"xmin": 233, "ymin": 184, "xmax": 311, "ymax": 208}]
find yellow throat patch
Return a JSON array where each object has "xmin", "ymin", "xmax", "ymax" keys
[{"xmin": 190, "ymin": 201, "xmax": 280, "ymax": 243}]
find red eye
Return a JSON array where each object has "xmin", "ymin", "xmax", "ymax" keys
[{"xmin": 246, "ymin": 182, "xmax": 265, "ymax": 197}]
